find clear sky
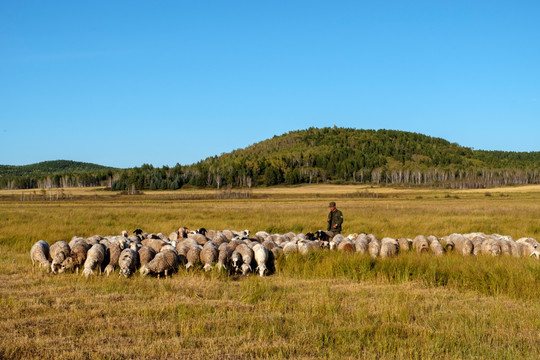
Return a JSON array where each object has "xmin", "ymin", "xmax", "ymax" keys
[{"xmin": 1, "ymin": 1, "xmax": 538, "ymax": 168}]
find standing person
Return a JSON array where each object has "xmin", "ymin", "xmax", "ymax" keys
[{"xmin": 327, "ymin": 201, "xmax": 343, "ymax": 235}]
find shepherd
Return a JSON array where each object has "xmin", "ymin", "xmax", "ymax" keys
[{"xmin": 327, "ymin": 201, "xmax": 343, "ymax": 235}]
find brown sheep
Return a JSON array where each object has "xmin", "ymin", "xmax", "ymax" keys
[
  {"xmin": 141, "ymin": 249, "xmax": 179, "ymax": 278},
  {"xmin": 104, "ymin": 243, "xmax": 122, "ymax": 276},
  {"xmin": 50, "ymin": 241, "xmax": 71, "ymax": 274},
  {"xmin": 60, "ymin": 242, "xmax": 91, "ymax": 274},
  {"xmin": 138, "ymin": 246, "xmax": 157, "ymax": 273},
  {"xmin": 141, "ymin": 238, "xmax": 168, "ymax": 252},
  {"xmin": 201, "ymin": 243, "xmax": 218, "ymax": 271},
  {"xmin": 186, "ymin": 245, "xmax": 202, "ymax": 270}
]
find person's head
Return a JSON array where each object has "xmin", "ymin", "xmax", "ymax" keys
[{"xmin": 329, "ymin": 201, "xmax": 336, "ymax": 211}]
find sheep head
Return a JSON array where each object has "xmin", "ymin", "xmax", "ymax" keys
[
  {"xmin": 203, "ymin": 263, "xmax": 213, "ymax": 272},
  {"xmin": 241, "ymin": 263, "xmax": 252, "ymax": 276},
  {"xmin": 256, "ymin": 265, "xmax": 267, "ymax": 277},
  {"xmin": 140, "ymin": 265, "xmax": 150, "ymax": 276},
  {"xmin": 119, "ymin": 268, "xmax": 132, "ymax": 278},
  {"xmin": 59, "ymin": 257, "xmax": 74, "ymax": 273}
]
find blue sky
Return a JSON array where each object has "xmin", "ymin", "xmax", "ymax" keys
[{"xmin": 1, "ymin": 1, "xmax": 538, "ymax": 168}]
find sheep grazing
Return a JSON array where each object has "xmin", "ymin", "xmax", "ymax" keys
[
  {"xmin": 379, "ymin": 238, "xmax": 399, "ymax": 258},
  {"xmin": 141, "ymin": 238, "xmax": 168, "ymax": 252},
  {"xmin": 118, "ymin": 249, "xmax": 138, "ymax": 278},
  {"xmin": 185, "ymin": 245, "xmax": 202, "ymax": 270},
  {"xmin": 201, "ymin": 243, "xmax": 218, "ymax": 271},
  {"xmin": 34, "ymin": 228, "xmax": 540, "ymax": 282},
  {"xmin": 480, "ymin": 238, "xmax": 501, "ymax": 256},
  {"xmin": 449, "ymin": 234, "xmax": 473, "ymax": 256},
  {"xmin": 141, "ymin": 249, "xmax": 179, "ymax": 278},
  {"xmin": 60, "ymin": 242, "xmax": 91, "ymax": 274},
  {"xmin": 282, "ymin": 242, "xmax": 299, "ymax": 256},
  {"xmin": 217, "ymin": 242, "xmax": 233, "ymax": 270},
  {"xmin": 368, "ymin": 238, "xmax": 381, "ymax": 259},
  {"xmin": 413, "ymin": 235, "xmax": 430, "ymax": 253},
  {"xmin": 50, "ymin": 241, "xmax": 71, "ymax": 274},
  {"xmin": 315, "ymin": 230, "xmax": 333, "ymax": 242},
  {"xmin": 439, "ymin": 236, "xmax": 455, "ymax": 252},
  {"xmin": 82, "ymin": 244, "xmax": 106, "ymax": 278},
  {"xmin": 397, "ymin": 238, "xmax": 411, "ymax": 252},
  {"xmin": 427, "ymin": 236, "xmax": 445, "ymax": 257},
  {"xmin": 189, "ymin": 233, "xmax": 208, "ymax": 246},
  {"xmin": 231, "ymin": 250, "xmax": 242, "ymax": 272},
  {"xmin": 353, "ymin": 238, "xmax": 368, "ymax": 254},
  {"xmin": 516, "ymin": 238, "xmax": 540, "ymax": 258},
  {"xmin": 30, "ymin": 240, "xmax": 51, "ymax": 271},
  {"xmin": 104, "ymin": 243, "xmax": 122, "ymax": 276},
  {"xmin": 253, "ymin": 243, "xmax": 272, "ymax": 277},
  {"xmin": 236, "ymin": 244, "xmax": 254, "ymax": 275},
  {"xmin": 138, "ymin": 246, "xmax": 157, "ymax": 273}
]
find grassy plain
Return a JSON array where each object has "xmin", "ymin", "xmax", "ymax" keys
[{"xmin": 0, "ymin": 185, "xmax": 539, "ymax": 359}]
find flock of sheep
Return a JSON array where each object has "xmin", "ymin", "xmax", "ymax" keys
[{"xmin": 30, "ymin": 227, "xmax": 540, "ymax": 278}]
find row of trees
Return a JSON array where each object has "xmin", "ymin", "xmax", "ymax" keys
[{"xmin": 1, "ymin": 128, "xmax": 539, "ymax": 190}]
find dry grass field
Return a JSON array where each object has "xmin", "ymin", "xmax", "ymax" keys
[{"xmin": 1, "ymin": 185, "xmax": 539, "ymax": 359}]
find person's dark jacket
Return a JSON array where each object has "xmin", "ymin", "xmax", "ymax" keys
[{"xmin": 327, "ymin": 209, "xmax": 343, "ymax": 234}]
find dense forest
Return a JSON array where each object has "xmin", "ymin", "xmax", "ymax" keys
[{"xmin": 1, "ymin": 128, "xmax": 539, "ymax": 190}]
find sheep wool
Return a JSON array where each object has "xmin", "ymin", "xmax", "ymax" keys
[
  {"xmin": 82, "ymin": 244, "xmax": 106, "ymax": 278},
  {"xmin": 30, "ymin": 240, "xmax": 51, "ymax": 270}
]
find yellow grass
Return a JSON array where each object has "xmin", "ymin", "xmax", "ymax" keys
[{"xmin": 1, "ymin": 184, "xmax": 539, "ymax": 359}]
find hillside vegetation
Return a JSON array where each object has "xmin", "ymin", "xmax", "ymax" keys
[
  {"xmin": 0, "ymin": 160, "xmax": 116, "ymax": 189},
  {"xmin": 2, "ymin": 128, "xmax": 539, "ymax": 190}
]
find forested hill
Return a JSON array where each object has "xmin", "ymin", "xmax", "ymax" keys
[
  {"xmin": 182, "ymin": 127, "xmax": 540, "ymax": 188},
  {"xmin": 1, "ymin": 128, "xmax": 539, "ymax": 190},
  {"xmin": 0, "ymin": 160, "xmax": 114, "ymax": 177},
  {"xmin": 0, "ymin": 160, "xmax": 116, "ymax": 189}
]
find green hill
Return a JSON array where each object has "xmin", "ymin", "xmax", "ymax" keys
[
  {"xmin": 0, "ymin": 160, "xmax": 115, "ymax": 177},
  {"xmin": 0, "ymin": 160, "xmax": 117, "ymax": 189},
  {"xmin": 2, "ymin": 128, "xmax": 539, "ymax": 190},
  {"xmin": 181, "ymin": 127, "xmax": 540, "ymax": 188}
]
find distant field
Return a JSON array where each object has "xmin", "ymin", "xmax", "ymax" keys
[{"xmin": 0, "ymin": 184, "xmax": 539, "ymax": 359}]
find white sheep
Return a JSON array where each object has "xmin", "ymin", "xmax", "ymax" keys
[
  {"xmin": 30, "ymin": 240, "xmax": 51, "ymax": 271},
  {"xmin": 413, "ymin": 235, "xmax": 429, "ymax": 253},
  {"xmin": 253, "ymin": 243, "xmax": 271, "ymax": 277},
  {"xmin": 368, "ymin": 238, "xmax": 381, "ymax": 259},
  {"xmin": 82, "ymin": 244, "xmax": 106, "ymax": 278}
]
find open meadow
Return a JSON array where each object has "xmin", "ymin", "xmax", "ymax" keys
[{"xmin": 1, "ymin": 185, "xmax": 539, "ymax": 359}]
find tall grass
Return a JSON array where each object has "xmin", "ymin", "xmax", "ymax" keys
[
  {"xmin": 276, "ymin": 252, "xmax": 540, "ymax": 300},
  {"xmin": 1, "ymin": 187, "xmax": 540, "ymax": 359}
]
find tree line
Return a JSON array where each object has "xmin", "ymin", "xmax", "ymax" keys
[{"xmin": 1, "ymin": 128, "xmax": 539, "ymax": 190}]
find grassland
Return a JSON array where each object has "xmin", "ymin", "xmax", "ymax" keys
[{"xmin": 0, "ymin": 185, "xmax": 539, "ymax": 359}]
